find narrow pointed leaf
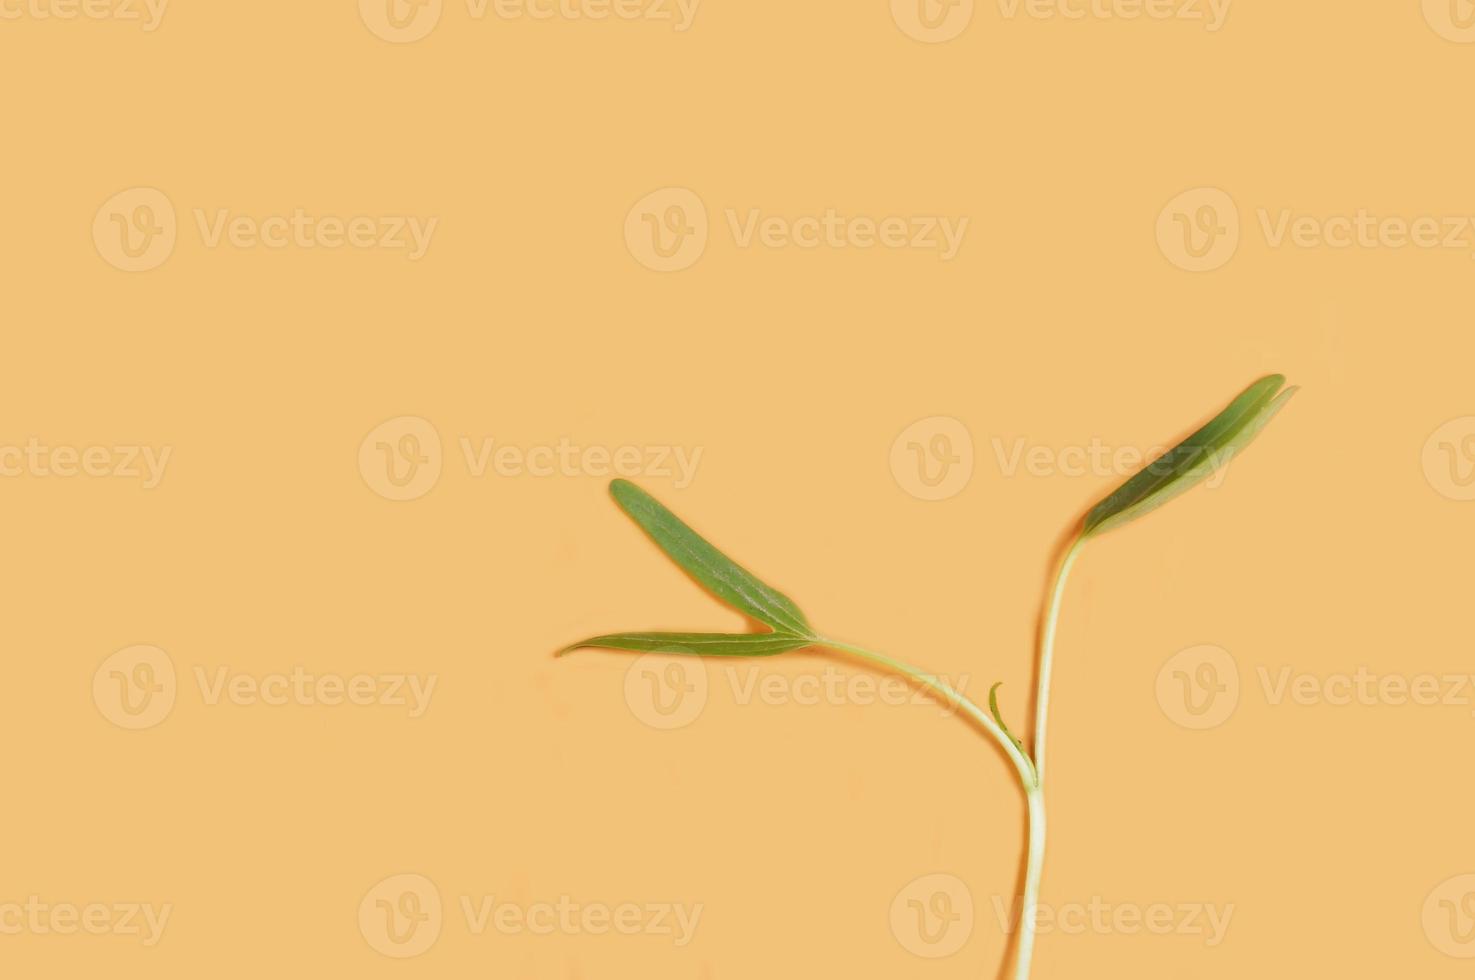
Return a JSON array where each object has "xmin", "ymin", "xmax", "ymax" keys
[
  {"xmin": 988, "ymin": 682, "xmax": 1025, "ymax": 754},
  {"xmin": 608, "ymin": 479, "xmax": 811, "ymax": 636},
  {"xmin": 1083, "ymin": 375, "xmax": 1297, "ymax": 537},
  {"xmin": 559, "ymin": 632, "xmax": 814, "ymax": 657}
]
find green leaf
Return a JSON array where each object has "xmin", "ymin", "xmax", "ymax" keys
[
  {"xmin": 607, "ymin": 479, "xmax": 812, "ymax": 636},
  {"xmin": 559, "ymin": 632, "xmax": 814, "ymax": 657},
  {"xmin": 1082, "ymin": 374, "xmax": 1298, "ymax": 537},
  {"xmin": 988, "ymin": 683, "xmax": 1025, "ymax": 754}
]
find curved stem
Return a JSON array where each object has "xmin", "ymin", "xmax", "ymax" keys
[
  {"xmin": 816, "ymin": 637, "xmax": 1037, "ymax": 790},
  {"xmin": 819, "ymin": 533, "xmax": 1085, "ymax": 980},
  {"xmin": 1013, "ymin": 531, "xmax": 1086, "ymax": 980},
  {"xmin": 1032, "ymin": 533, "xmax": 1085, "ymax": 786},
  {"xmin": 1014, "ymin": 787, "xmax": 1046, "ymax": 980}
]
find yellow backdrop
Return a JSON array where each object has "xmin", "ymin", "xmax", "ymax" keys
[{"xmin": 3, "ymin": 1, "xmax": 1473, "ymax": 976}]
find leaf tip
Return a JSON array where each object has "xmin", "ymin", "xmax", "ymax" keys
[{"xmin": 608, "ymin": 478, "xmax": 647, "ymax": 517}]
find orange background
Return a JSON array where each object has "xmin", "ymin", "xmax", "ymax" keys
[{"xmin": 2, "ymin": 1, "xmax": 1473, "ymax": 976}]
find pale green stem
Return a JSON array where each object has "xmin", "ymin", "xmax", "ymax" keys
[
  {"xmin": 1014, "ymin": 531, "xmax": 1086, "ymax": 980},
  {"xmin": 1032, "ymin": 533, "xmax": 1085, "ymax": 787},
  {"xmin": 815, "ymin": 638, "xmax": 1037, "ymax": 791},
  {"xmin": 817, "ymin": 535, "xmax": 1084, "ymax": 980},
  {"xmin": 818, "ymin": 636, "xmax": 1043, "ymax": 980},
  {"xmin": 1014, "ymin": 786, "xmax": 1046, "ymax": 980}
]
